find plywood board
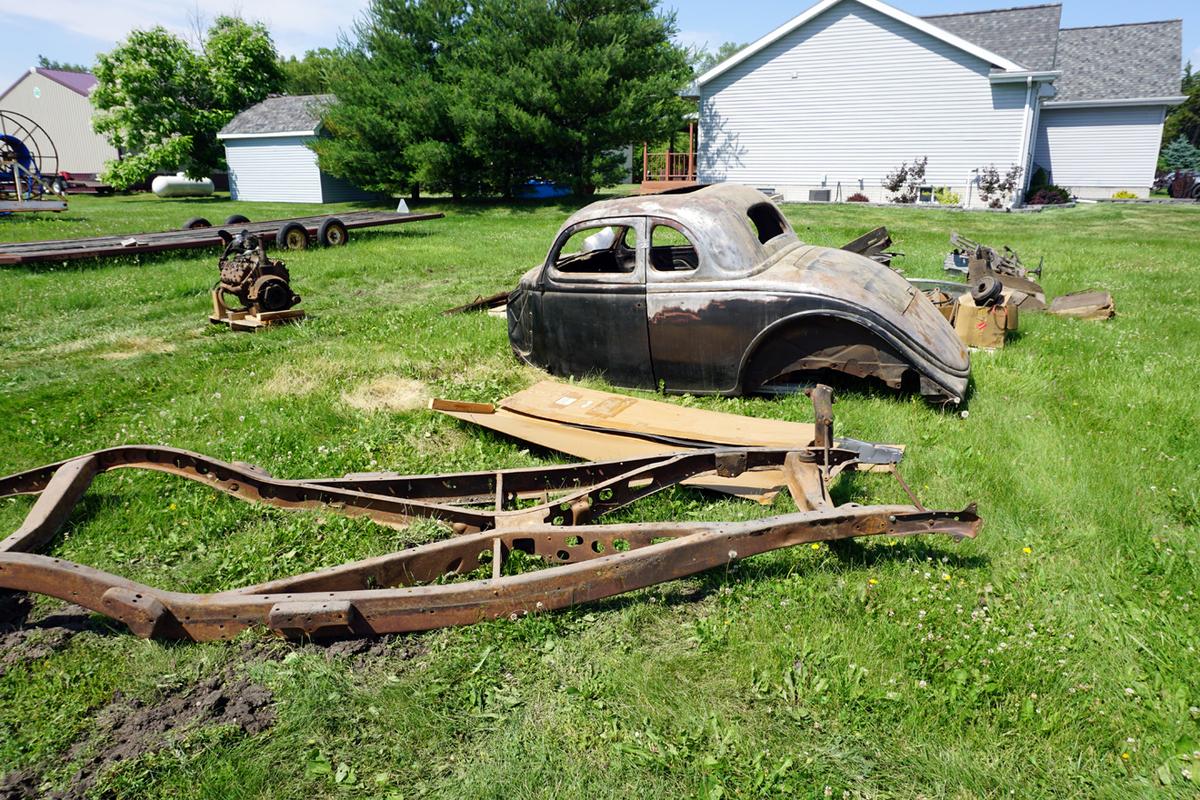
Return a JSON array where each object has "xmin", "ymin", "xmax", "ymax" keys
[
  {"xmin": 500, "ymin": 381, "xmax": 815, "ymax": 448},
  {"xmin": 435, "ymin": 404, "xmax": 785, "ymax": 503}
]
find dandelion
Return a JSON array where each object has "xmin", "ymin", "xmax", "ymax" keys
[
  {"xmin": 1022, "ymin": 546, "xmax": 1032, "ymax": 555},
  {"xmin": 169, "ymin": 502, "xmax": 176, "ymax": 511},
  {"xmin": 942, "ymin": 573, "xmax": 951, "ymax": 582},
  {"xmin": 1121, "ymin": 752, "xmax": 1130, "ymax": 761},
  {"xmin": 868, "ymin": 578, "xmax": 878, "ymax": 586},
  {"xmin": 811, "ymin": 543, "xmax": 822, "ymax": 551}
]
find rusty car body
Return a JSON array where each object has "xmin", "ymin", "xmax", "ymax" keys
[{"xmin": 507, "ymin": 185, "xmax": 970, "ymax": 404}]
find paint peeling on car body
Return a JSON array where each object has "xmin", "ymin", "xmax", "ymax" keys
[{"xmin": 508, "ymin": 184, "xmax": 969, "ymax": 404}]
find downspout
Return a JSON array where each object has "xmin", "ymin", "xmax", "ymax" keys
[{"xmin": 1014, "ymin": 75, "xmax": 1035, "ymax": 207}]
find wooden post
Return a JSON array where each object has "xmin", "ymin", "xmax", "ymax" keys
[
  {"xmin": 687, "ymin": 122, "xmax": 696, "ymax": 180},
  {"xmin": 666, "ymin": 139, "xmax": 673, "ymax": 180},
  {"xmin": 642, "ymin": 143, "xmax": 649, "ymax": 182}
]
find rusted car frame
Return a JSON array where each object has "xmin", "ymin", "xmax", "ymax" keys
[
  {"xmin": 0, "ymin": 445, "xmax": 979, "ymax": 640},
  {"xmin": 509, "ymin": 185, "xmax": 970, "ymax": 404}
]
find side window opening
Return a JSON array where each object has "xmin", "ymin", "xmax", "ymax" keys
[
  {"xmin": 650, "ymin": 224, "xmax": 699, "ymax": 272},
  {"xmin": 747, "ymin": 202, "xmax": 789, "ymax": 244},
  {"xmin": 553, "ymin": 225, "xmax": 637, "ymax": 274}
]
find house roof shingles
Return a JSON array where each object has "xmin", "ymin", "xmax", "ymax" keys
[
  {"xmin": 1049, "ymin": 21, "xmax": 1184, "ymax": 103},
  {"xmin": 219, "ymin": 94, "xmax": 333, "ymax": 136},
  {"xmin": 923, "ymin": 4, "xmax": 1062, "ymax": 72}
]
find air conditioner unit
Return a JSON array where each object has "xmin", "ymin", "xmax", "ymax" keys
[{"xmin": 808, "ymin": 189, "xmax": 832, "ymax": 202}]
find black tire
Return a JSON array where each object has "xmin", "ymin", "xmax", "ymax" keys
[
  {"xmin": 971, "ymin": 275, "xmax": 1003, "ymax": 307},
  {"xmin": 182, "ymin": 217, "xmax": 212, "ymax": 230},
  {"xmin": 317, "ymin": 217, "xmax": 349, "ymax": 247},
  {"xmin": 276, "ymin": 222, "xmax": 309, "ymax": 250},
  {"xmin": 224, "ymin": 213, "xmax": 250, "ymax": 225},
  {"xmin": 51, "ymin": 177, "xmax": 66, "ymax": 194}
]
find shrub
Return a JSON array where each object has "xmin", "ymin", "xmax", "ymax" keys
[
  {"xmin": 977, "ymin": 164, "xmax": 1023, "ymax": 208},
  {"xmin": 1026, "ymin": 185, "xmax": 1071, "ymax": 205},
  {"xmin": 883, "ymin": 156, "xmax": 928, "ymax": 203},
  {"xmin": 1112, "ymin": 190, "xmax": 1138, "ymax": 199},
  {"xmin": 847, "ymin": 192, "xmax": 869, "ymax": 202},
  {"xmin": 934, "ymin": 187, "xmax": 960, "ymax": 206}
]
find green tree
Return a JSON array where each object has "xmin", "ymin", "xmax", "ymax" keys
[
  {"xmin": 36, "ymin": 55, "xmax": 90, "ymax": 73},
  {"xmin": 91, "ymin": 17, "xmax": 283, "ymax": 189},
  {"xmin": 1162, "ymin": 62, "xmax": 1199, "ymax": 150},
  {"xmin": 450, "ymin": 0, "xmax": 692, "ymax": 195},
  {"xmin": 280, "ymin": 48, "xmax": 343, "ymax": 95},
  {"xmin": 1161, "ymin": 135, "xmax": 1200, "ymax": 170},
  {"xmin": 314, "ymin": 0, "xmax": 480, "ymax": 198},
  {"xmin": 691, "ymin": 41, "xmax": 746, "ymax": 77},
  {"xmin": 317, "ymin": 0, "xmax": 691, "ymax": 197}
]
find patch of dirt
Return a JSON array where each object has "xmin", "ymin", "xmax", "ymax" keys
[
  {"xmin": 260, "ymin": 358, "xmax": 340, "ymax": 397},
  {"xmin": 97, "ymin": 336, "xmax": 176, "ymax": 361},
  {"xmin": 0, "ymin": 601, "xmax": 105, "ymax": 679},
  {"xmin": 0, "ymin": 769, "xmax": 41, "ymax": 800},
  {"xmin": 341, "ymin": 376, "xmax": 430, "ymax": 413},
  {"xmin": 48, "ymin": 667, "xmax": 275, "ymax": 800}
]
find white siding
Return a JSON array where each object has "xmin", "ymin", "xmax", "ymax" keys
[
  {"xmin": 698, "ymin": 0, "xmax": 1029, "ymax": 202},
  {"xmin": 1033, "ymin": 105, "xmax": 1165, "ymax": 197},
  {"xmin": 225, "ymin": 136, "xmax": 325, "ymax": 203},
  {"xmin": 0, "ymin": 72, "xmax": 117, "ymax": 174}
]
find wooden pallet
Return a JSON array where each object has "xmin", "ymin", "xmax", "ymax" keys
[{"xmin": 209, "ymin": 308, "xmax": 306, "ymax": 332}]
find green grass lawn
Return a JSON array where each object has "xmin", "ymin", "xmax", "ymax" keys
[{"xmin": 1, "ymin": 193, "xmax": 1198, "ymax": 799}]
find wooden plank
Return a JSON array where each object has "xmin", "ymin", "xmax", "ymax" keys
[
  {"xmin": 435, "ymin": 404, "xmax": 786, "ymax": 503},
  {"xmin": 500, "ymin": 381, "xmax": 815, "ymax": 448}
]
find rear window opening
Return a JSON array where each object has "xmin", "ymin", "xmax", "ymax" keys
[{"xmin": 747, "ymin": 202, "xmax": 789, "ymax": 244}]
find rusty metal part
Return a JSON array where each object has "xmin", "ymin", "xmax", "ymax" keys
[
  {"xmin": 214, "ymin": 230, "xmax": 299, "ymax": 314},
  {"xmin": 1048, "ymin": 290, "xmax": 1115, "ymax": 320},
  {"xmin": 945, "ymin": 233, "xmax": 1046, "ymax": 311},
  {"xmin": 0, "ymin": 395, "xmax": 981, "ymax": 641},
  {"xmin": 508, "ymin": 185, "xmax": 969, "ymax": 405},
  {"xmin": 842, "ymin": 226, "xmax": 902, "ymax": 267},
  {"xmin": 443, "ymin": 291, "xmax": 510, "ymax": 315}
]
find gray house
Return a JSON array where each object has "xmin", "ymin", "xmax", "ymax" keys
[
  {"xmin": 695, "ymin": 0, "xmax": 1185, "ymax": 204},
  {"xmin": 217, "ymin": 95, "xmax": 375, "ymax": 204}
]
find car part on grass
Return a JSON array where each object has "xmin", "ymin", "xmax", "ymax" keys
[
  {"xmin": 443, "ymin": 290, "xmax": 510, "ymax": 316},
  {"xmin": 944, "ymin": 233, "xmax": 1046, "ymax": 311},
  {"xmin": 0, "ymin": 391, "xmax": 981, "ymax": 641},
  {"xmin": 209, "ymin": 230, "xmax": 305, "ymax": 331},
  {"xmin": 1166, "ymin": 171, "xmax": 1199, "ymax": 200},
  {"xmin": 971, "ymin": 275, "xmax": 1003, "ymax": 307},
  {"xmin": 432, "ymin": 378, "xmax": 848, "ymax": 503},
  {"xmin": 508, "ymin": 185, "xmax": 969, "ymax": 405},
  {"xmin": 0, "ymin": 110, "xmax": 67, "ymax": 213},
  {"xmin": 842, "ymin": 226, "xmax": 902, "ymax": 267},
  {"xmin": 1048, "ymin": 290, "xmax": 1116, "ymax": 320}
]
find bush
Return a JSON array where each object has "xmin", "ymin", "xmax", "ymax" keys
[
  {"xmin": 847, "ymin": 192, "xmax": 869, "ymax": 203},
  {"xmin": 1026, "ymin": 185, "xmax": 1071, "ymax": 205},
  {"xmin": 977, "ymin": 164, "xmax": 1023, "ymax": 208},
  {"xmin": 1111, "ymin": 190, "xmax": 1138, "ymax": 199},
  {"xmin": 934, "ymin": 187, "xmax": 960, "ymax": 206},
  {"xmin": 883, "ymin": 156, "xmax": 928, "ymax": 203}
]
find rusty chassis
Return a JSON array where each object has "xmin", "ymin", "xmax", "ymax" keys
[{"xmin": 0, "ymin": 396, "xmax": 980, "ymax": 641}]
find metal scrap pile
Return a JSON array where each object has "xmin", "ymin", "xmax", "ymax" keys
[{"xmin": 0, "ymin": 385, "xmax": 980, "ymax": 641}]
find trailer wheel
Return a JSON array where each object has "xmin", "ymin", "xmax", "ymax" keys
[
  {"xmin": 224, "ymin": 213, "xmax": 250, "ymax": 225},
  {"xmin": 182, "ymin": 217, "xmax": 212, "ymax": 230},
  {"xmin": 276, "ymin": 222, "xmax": 309, "ymax": 250},
  {"xmin": 318, "ymin": 217, "xmax": 349, "ymax": 247}
]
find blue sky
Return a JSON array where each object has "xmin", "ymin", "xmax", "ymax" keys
[{"xmin": 3, "ymin": 1, "xmax": 1195, "ymax": 88}]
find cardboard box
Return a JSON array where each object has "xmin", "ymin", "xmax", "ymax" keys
[{"xmin": 952, "ymin": 294, "xmax": 1017, "ymax": 349}]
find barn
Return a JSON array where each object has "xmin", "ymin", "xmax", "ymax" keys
[
  {"xmin": 695, "ymin": 0, "xmax": 1185, "ymax": 204},
  {"xmin": 0, "ymin": 68, "xmax": 118, "ymax": 175},
  {"xmin": 217, "ymin": 95, "xmax": 376, "ymax": 204}
]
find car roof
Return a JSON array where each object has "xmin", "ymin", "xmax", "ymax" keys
[{"xmin": 561, "ymin": 184, "xmax": 789, "ymax": 273}]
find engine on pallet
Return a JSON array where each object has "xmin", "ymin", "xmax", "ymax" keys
[{"xmin": 209, "ymin": 230, "xmax": 305, "ymax": 331}]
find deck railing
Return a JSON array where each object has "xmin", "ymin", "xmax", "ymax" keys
[{"xmin": 642, "ymin": 151, "xmax": 696, "ymax": 183}]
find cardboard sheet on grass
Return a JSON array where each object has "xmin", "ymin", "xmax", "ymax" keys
[{"xmin": 433, "ymin": 381, "xmax": 897, "ymax": 503}]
